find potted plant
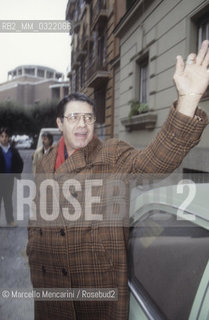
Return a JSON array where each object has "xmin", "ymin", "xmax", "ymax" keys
[
  {"xmin": 128, "ymin": 100, "xmax": 149, "ymax": 119},
  {"xmin": 121, "ymin": 100, "xmax": 157, "ymax": 132}
]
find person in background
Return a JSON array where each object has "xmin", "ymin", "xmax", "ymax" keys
[
  {"xmin": 0, "ymin": 127, "xmax": 23, "ymax": 227},
  {"xmin": 32, "ymin": 132, "xmax": 53, "ymax": 174}
]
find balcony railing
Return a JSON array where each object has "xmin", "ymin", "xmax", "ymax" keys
[
  {"xmin": 86, "ymin": 53, "xmax": 110, "ymax": 88},
  {"xmin": 91, "ymin": 0, "xmax": 108, "ymax": 30},
  {"xmin": 87, "ymin": 57, "xmax": 107, "ymax": 78}
]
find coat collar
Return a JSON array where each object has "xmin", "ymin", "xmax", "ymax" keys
[{"xmin": 40, "ymin": 137, "xmax": 103, "ymax": 174}]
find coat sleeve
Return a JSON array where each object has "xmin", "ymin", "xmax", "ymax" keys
[
  {"xmin": 113, "ymin": 105, "xmax": 208, "ymax": 174},
  {"xmin": 32, "ymin": 148, "xmax": 42, "ymax": 175}
]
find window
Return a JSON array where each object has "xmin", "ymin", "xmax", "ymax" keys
[
  {"xmin": 37, "ymin": 69, "xmax": 44, "ymax": 78},
  {"xmin": 198, "ymin": 16, "xmax": 209, "ymax": 49},
  {"xmin": 46, "ymin": 71, "xmax": 53, "ymax": 79},
  {"xmin": 24, "ymin": 68, "xmax": 35, "ymax": 76},
  {"xmin": 138, "ymin": 57, "xmax": 149, "ymax": 104},
  {"xmin": 197, "ymin": 15, "xmax": 209, "ymax": 98},
  {"xmin": 98, "ymin": 31, "xmax": 107, "ymax": 68}
]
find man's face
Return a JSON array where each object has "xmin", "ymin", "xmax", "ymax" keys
[
  {"xmin": 0, "ymin": 132, "xmax": 9, "ymax": 147},
  {"xmin": 42, "ymin": 136, "xmax": 51, "ymax": 149},
  {"xmin": 56, "ymin": 101, "xmax": 95, "ymax": 156}
]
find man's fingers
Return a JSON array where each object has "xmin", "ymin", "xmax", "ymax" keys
[
  {"xmin": 186, "ymin": 53, "xmax": 196, "ymax": 65},
  {"xmin": 196, "ymin": 40, "xmax": 209, "ymax": 65},
  {"xmin": 202, "ymin": 48, "xmax": 209, "ymax": 68},
  {"xmin": 174, "ymin": 55, "xmax": 184, "ymax": 76}
]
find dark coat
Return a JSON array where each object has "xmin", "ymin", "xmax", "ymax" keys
[
  {"xmin": 0, "ymin": 145, "xmax": 23, "ymax": 174},
  {"xmin": 27, "ymin": 106, "xmax": 208, "ymax": 320}
]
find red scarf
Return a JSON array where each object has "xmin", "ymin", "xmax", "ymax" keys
[
  {"xmin": 55, "ymin": 136, "xmax": 65, "ymax": 171},
  {"xmin": 55, "ymin": 136, "xmax": 95, "ymax": 171}
]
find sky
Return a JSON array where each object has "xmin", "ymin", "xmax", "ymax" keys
[{"xmin": 0, "ymin": 0, "xmax": 71, "ymax": 83}]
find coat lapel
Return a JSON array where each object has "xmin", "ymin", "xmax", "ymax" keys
[{"xmin": 41, "ymin": 137, "xmax": 103, "ymax": 174}]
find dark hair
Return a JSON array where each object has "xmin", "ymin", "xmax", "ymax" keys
[
  {"xmin": 42, "ymin": 132, "xmax": 53, "ymax": 146},
  {"xmin": 0, "ymin": 127, "xmax": 11, "ymax": 136},
  {"xmin": 56, "ymin": 93, "xmax": 95, "ymax": 118}
]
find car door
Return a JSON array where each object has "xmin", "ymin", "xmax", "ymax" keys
[{"xmin": 128, "ymin": 204, "xmax": 209, "ymax": 320}]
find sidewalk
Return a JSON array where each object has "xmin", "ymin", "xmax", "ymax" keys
[
  {"xmin": 0, "ymin": 150, "xmax": 34, "ymax": 319},
  {"xmin": 0, "ymin": 225, "xmax": 34, "ymax": 320}
]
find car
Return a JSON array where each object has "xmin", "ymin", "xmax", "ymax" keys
[
  {"xmin": 36, "ymin": 128, "xmax": 62, "ymax": 150},
  {"xmin": 13, "ymin": 135, "xmax": 33, "ymax": 149},
  {"xmin": 15, "ymin": 139, "xmax": 32, "ymax": 149},
  {"xmin": 128, "ymin": 182, "xmax": 209, "ymax": 320}
]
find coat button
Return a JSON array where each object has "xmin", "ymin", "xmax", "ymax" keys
[
  {"xmin": 71, "ymin": 191, "xmax": 78, "ymax": 198},
  {"xmin": 60, "ymin": 229, "xmax": 65, "ymax": 236},
  {"xmin": 40, "ymin": 228, "xmax": 43, "ymax": 236},
  {"xmin": 62, "ymin": 268, "xmax": 68, "ymax": 276},
  {"xmin": 42, "ymin": 265, "xmax": 46, "ymax": 274}
]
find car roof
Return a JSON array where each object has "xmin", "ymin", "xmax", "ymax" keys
[{"xmin": 39, "ymin": 128, "xmax": 60, "ymax": 133}]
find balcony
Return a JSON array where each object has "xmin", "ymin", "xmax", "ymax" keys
[
  {"xmin": 121, "ymin": 112, "xmax": 157, "ymax": 132},
  {"xmin": 91, "ymin": 0, "xmax": 108, "ymax": 30},
  {"xmin": 87, "ymin": 56, "xmax": 110, "ymax": 88}
]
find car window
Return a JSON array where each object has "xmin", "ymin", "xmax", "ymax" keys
[{"xmin": 128, "ymin": 210, "xmax": 209, "ymax": 320}]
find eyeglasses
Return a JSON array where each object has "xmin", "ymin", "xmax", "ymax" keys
[{"xmin": 63, "ymin": 113, "xmax": 96, "ymax": 125}]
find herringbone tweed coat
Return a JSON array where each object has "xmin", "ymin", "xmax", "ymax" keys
[{"xmin": 27, "ymin": 106, "xmax": 208, "ymax": 320}]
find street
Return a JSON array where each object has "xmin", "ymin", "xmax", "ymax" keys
[{"xmin": 0, "ymin": 149, "xmax": 34, "ymax": 320}]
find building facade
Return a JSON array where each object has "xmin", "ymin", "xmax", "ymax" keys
[
  {"xmin": 66, "ymin": 0, "xmax": 126, "ymax": 140},
  {"xmin": 0, "ymin": 65, "xmax": 69, "ymax": 109},
  {"xmin": 114, "ymin": 0, "xmax": 209, "ymax": 173}
]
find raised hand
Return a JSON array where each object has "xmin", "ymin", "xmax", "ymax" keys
[{"xmin": 173, "ymin": 40, "xmax": 209, "ymax": 117}]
